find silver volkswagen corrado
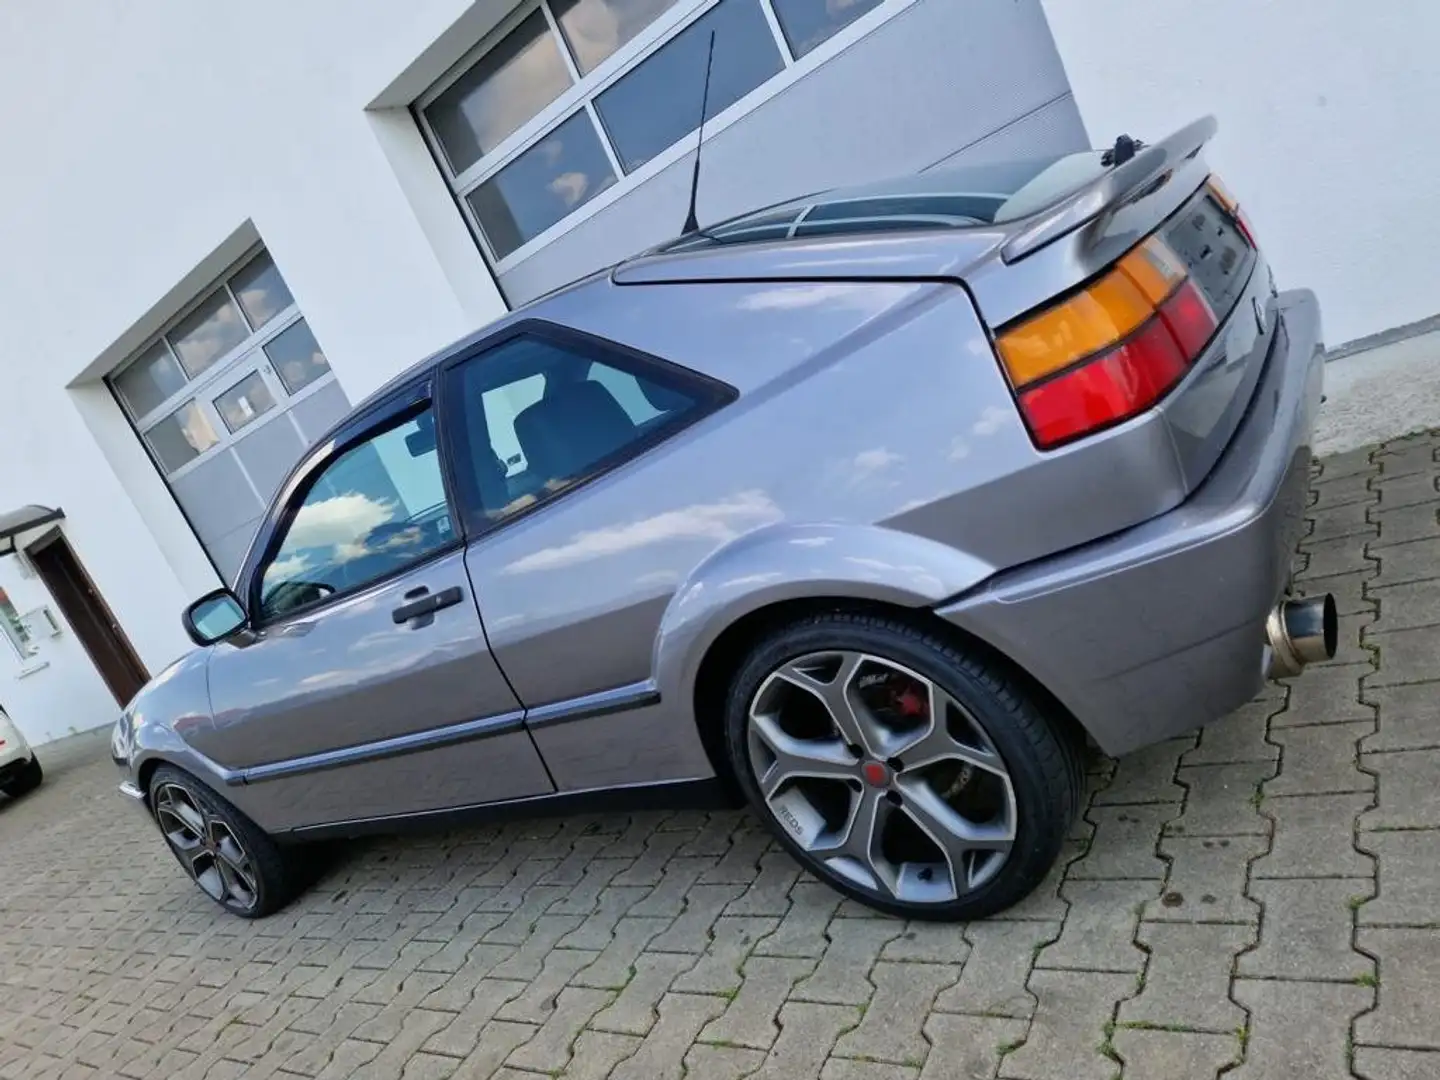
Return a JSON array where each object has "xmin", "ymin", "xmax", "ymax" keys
[{"xmin": 112, "ymin": 118, "xmax": 1336, "ymax": 921}]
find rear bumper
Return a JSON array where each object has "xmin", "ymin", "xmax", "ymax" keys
[{"xmin": 938, "ymin": 289, "xmax": 1324, "ymax": 756}]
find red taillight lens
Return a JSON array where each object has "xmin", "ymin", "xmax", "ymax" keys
[
  {"xmin": 1018, "ymin": 319, "xmax": 1187, "ymax": 448},
  {"xmin": 995, "ymin": 234, "xmax": 1219, "ymax": 449}
]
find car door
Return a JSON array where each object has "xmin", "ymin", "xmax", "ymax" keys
[
  {"xmin": 439, "ymin": 323, "xmax": 733, "ymax": 791},
  {"xmin": 192, "ymin": 382, "xmax": 553, "ymax": 832}
]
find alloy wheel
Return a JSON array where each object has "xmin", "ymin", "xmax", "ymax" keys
[
  {"xmin": 154, "ymin": 782, "xmax": 260, "ymax": 912},
  {"xmin": 747, "ymin": 649, "xmax": 1017, "ymax": 904}
]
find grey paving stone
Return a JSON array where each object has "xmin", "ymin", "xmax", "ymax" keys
[
  {"xmin": 1092, "ymin": 739, "xmax": 1190, "ymax": 805},
  {"xmin": 1255, "ymin": 793, "xmax": 1375, "ymax": 878},
  {"xmin": 1169, "ymin": 762, "xmax": 1274, "ymax": 837},
  {"xmin": 745, "ymin": 1001, "xmax": 858, "ymax": 1080},
  {"xmin": 422, "ymin": 979, "xmax": 527, "ymax": 1056},
  {"xmin": 1374, "ymin": 471, "xmax": 1440, "ymax": 512},
  {"xmin": 1353, "ymin": 1047, "xmax": 1440, "ymax": 1080},
  {"xmin": 1303, "ymin": 497, "xmax": 1377, "ymax": 545},
  {"xmin": 1360, "ymin": 829, "xmax": 1440, "ymax": 926},
  {"xmin": 487, "ymin": 914, "xmax": 586, "ymax": 980},
  {"xmin": 646, "ymin": 884, "xmax": 748, "ymax": 954},
  {"xmin": 822, "ymin": 1059, "xmax": 921, "ymax": 1080},
  {"xmin": 1037, "ymin": 879, "xmax": 1157, "ymax": 973},
  {"xmin": 451, "ymin": 1020, "xmax": 538, "ymax": 1079},
  {"xmin": 880, "ymin": 922, "xmax": 971, "ymax": 965},
  {"xmin": 991, "ymin": 839, "xmax": 1080, "ymax": 922},
  {"xmin": 933, "ymin": 921, "xmax": 1060, "ymax": 1018},
  {"xmin": 686, "ymin": 1043, "xmax": 766, "ymax": 1080},
  {"xmin": 1148, "ymin": 833, "xmax": 1266, "ymax": 923},
  {"xmin": 1120, "ymin": 922, "xmax": 1250, "ymax": 1032},
  {"xmin": 1297, "ymin": 535, "xmax": 1379, "ymax": 580},
  {"xmin": 1355, "ymin": 928, "xmax": 1440, "ymax": 1048},
  {"xmin": 833, "ymin": 961, "xmax": 959, "ymax": 1065},
  {"xmin": 562, "ymin": 1030, "xmax": 646, "ymax": 1080},
  {"xmin": 699, "ymin": 956, "xmax": 814, "ymax": 1050},
  {"xmin": 1238, "ymin": 878, "xmax": 1374, "ymax": 981},
  {"xmin": 1265, "ymin": 721, "xmax": 1375, "ymax": 796},
  {"xmin": 700, "ymin": 824, "xmax": 772, "ymax": 885},
  {"xmin": 1362, "ymin": 682, "xmax": 1440, "ymax": 752},
  {"xmin": 1068, "ymin": 804, "xmax": 1173, "ymax": 880},
  {"xmin": 1312, "ymin": 471, "xmax": 1377, "ymax": 511},
  {"xmin": 1376, "ymin": 441, "xmax": 1439, "ymax": 477},
  {"xmin": 1182, "ymin": 702, "xmax": 1279, "ymax": 764},
  {"xmin": 593, "ymin": 951, "xmax": 699, "ymax": 1035},
  {"xmin": 1318, "ymin": 445, "xmax": 1377, "ymax": 481},
  {"xmin": 793, "ymin": 919, "xmax": 903, "ymax": 1006},
  {"xmin": 630, "ymin": 859, "xmax": 725, "ymax": 918},
  {"xmin": 1111, "ymin": 1029, "xmax": 1239, "ymax": 1080},
  {"xmin": 724, "ymin": 852, "xmax": 801, "ymax": 917},
  {"xmin": 920, "ymin": 1014, "xmax": 1029, "ymax": 1080},
  {"xmin": 754, "ymin": 882, "xmax": 842, "ymax": 959},
  {"xmin": 1372, "ymin": 576, "xmax": 1440, "ymax": 635},
  {"xmin": 1367, "ymin": 624, "xmax": 1440, "ymax": 686},
  {"xmin": 672, "ymin": 916, "xmax": 779, "ymax": 996},
  {"xmin": 504, "ymin": 985, "xmax": 613, "ymax": 1074},
  {"xmin": 1371, "ymin": 502, "xmax": 1440, "ymax": 548},
  {"xmin": 1372, "ymin": 537, "xmax": 1440, "ymax": 589},
  {"xmin": 999, "ymin": 969, "xmax": 1132, "ymax": 1080},
  {"xmin": 1360, "ymin": 748, "xmax": 1440, "ymax": 829},
  {"xmin": 573, "ymin": 916, "xmax": 673, "ymax": 989},
  {"xmin": 1294, "ymin": 568, "xmax": 1379, "ymax": 617},
  {"xmin": 610, "ymin": 992, "xmax": 729, "ymax": 1080},
  {"xmin": 1230, "ymin": 978, "xmax": 1371, "ymax": 1080},
  {"xmin": 1275, "ymin": 663, "xmax": 1375, "ymax": 727},
  {"xmin": 611, "ymin": 829, "xmax": 699, "ymax": 887},
  {"xmin": 494, "ymin": 947, "xmax": 599, "ymax": 1023}
]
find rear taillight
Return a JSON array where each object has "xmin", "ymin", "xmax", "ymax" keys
[{"xmin": 995, "ymin": 235, "xmax": 1218, "ymax": 449}]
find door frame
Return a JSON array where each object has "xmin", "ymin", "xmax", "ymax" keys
[{"xmin": 25, "ymin": 527, "xmax": 150, "ymax": 706}]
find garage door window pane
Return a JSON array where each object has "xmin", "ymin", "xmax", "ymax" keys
[
  {"xmin": 265, "ymin": 319, "xmax": 331, "ymax": 394},
  {"xmin": 114, "ymin": 340, "xmax": 187, "ymax": 418},
  {"xmin": 553, "ymin": 0, "xmax": 680, "ymax": 75},
  {"xmin": 168, "ymin": 289, "xmax": 248, "ymax": 378},
  {"xmin": 425, "ymin": 9, "xmax": 573, "ymax": 177},
  {"xmin": 147, "ymin": 401, "xmax": 219, "ymax": 473},
  {"xmin": 214, "ymin": 372, "xmax": 276, "ymax": 433},
  {"xmin": 230, "ymin": 251, "xmax": 294, "ymax": 330},
  {"xmin": 595, "ymin": 0, "xmax": 783, "ymax": 172},
  {"xmin": 467, "ymin": 111, "xmax": 617, "ymax": 260},
  {"xmin": 770, "ymin": 0, "xmax": 884, "ymax": 58}
]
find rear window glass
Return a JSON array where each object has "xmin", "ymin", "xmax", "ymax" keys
[{"xmin": 660, "ymin": 151, "xmax": 1110, "ymax": 252}]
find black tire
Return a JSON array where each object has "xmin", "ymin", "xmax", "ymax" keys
[
  {"xmin": 0, "ymin": 756, "xmax": 42, "ymax": 798},
  {"xmin": 725, "ymin": 611, "xmax": 1083, "ymax": 921},
  {"xmin": 148, "ymin": 765, "xmax": 298, "ymax": 918}
]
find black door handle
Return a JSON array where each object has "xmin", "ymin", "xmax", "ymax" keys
[{"xmin": 391, "ymin": 585, "xmax": 465, "ymax": 624}]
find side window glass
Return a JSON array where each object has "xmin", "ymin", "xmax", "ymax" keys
[
  {"xmin": 453, "ymin": 334, "xmax": 709, "ymax": 524},
  {"xmin": 258, "ymin": 408, "xmax": 454, "ymax": 619}
]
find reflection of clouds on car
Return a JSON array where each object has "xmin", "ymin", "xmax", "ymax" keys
[{"xmin": 286, "ymin": 492, "xmax": 397, "ymax": 550}]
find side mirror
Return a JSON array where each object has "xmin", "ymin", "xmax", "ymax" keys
[{"xmin": 182, "ymin": 588, "xmax": 247, "ymax": 647}]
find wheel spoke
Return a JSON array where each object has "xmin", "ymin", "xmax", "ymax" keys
[
  {"xmin": 749, "ymin": 713, "xmax": 857, "ymax": 799},
  {"xmin": 896, "ymin": 777, "xmax": 1014, "ymax": 892},
  {"xmin": 811, "ymin": 788, "xmax": 895, "ymax": 894},
  {"xmin": 773, "ymin": 652, "xmax": 883, "ymax": 757}
]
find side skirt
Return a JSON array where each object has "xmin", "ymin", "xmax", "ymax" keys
[{"xmin": 279, "ymin": 777, "xmax": 738, "ymax": 844}]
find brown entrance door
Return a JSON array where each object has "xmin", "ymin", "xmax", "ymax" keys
[{"xmin": 26, "ymin": 530, "xmax": 150, "ymax": 706}]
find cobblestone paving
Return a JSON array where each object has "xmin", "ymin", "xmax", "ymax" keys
[{"xmin": 3, "ymin": 435, "xmax": 1439, "ymax": 1079}]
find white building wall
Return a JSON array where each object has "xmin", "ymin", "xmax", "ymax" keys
[
  {"xmin": 0, "ymin": 0, "xmax": 516, "ymax": 743},
  {"xmin": 1040, "ymin": 0, "xmax": 1440, "ymax": 349}
]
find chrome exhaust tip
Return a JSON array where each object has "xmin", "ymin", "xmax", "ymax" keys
[{"xmin": 1265, "ymin": 594, "xmax": 1339, "ymax": 679}]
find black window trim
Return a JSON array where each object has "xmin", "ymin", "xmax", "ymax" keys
[
  {"xmin": 437, "ymin": 318, "xmax": 738, "ymax": 541},
  {"xmin": 236, "ymin": 377, "xmax": 467, "ymax": 629}
]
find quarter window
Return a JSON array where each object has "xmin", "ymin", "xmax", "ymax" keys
[
  {"xmin": 418, "ymin": 0, "xmax": 910, "ymax": 268},
  {"xmin": 258, "ymin": 409, "xmax": 454, "ymax": 620},
  {"xmin": 449, "ymin": 333, "xmax": 718, "ymax": 526}
]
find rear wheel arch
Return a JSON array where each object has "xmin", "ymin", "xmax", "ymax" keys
[{"xmin": 690, "ymin": 596, "xmax": 1089, "ymax": 795}]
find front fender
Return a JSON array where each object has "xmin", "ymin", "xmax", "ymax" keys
[
  {"xmin": 118, "ymin": 646, "xmax": 239, "ymax": 801},
  {"xmin": 654, "ymin": 520, "xmax": 995, "ymax": 708}
]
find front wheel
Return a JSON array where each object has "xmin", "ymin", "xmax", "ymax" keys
[
  {"xmin": 148, "ymin": 765, "xmax": 297, "ymax": 918},
  {"xmin": 1, "ymin": 756, "xmax": 42, "ymax": 798},
  {"xmin": 725, "ymin": 612, "xmax": 1083, "ymax": 921}
]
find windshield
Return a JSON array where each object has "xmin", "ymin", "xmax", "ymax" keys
[{"xmin": 661, "ymin": 150, "xmax": 1110, "ymax": 252}]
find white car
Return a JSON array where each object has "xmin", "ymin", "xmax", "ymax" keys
[{"xmin": 0, "ymin": 707, "xmax": 42, "ymax": 798}]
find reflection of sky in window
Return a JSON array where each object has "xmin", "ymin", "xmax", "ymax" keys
[
  {"xmin": 168, "ymin": 290, "xmax": 247, "ymax": 378},
  {"xmin": 771, "ymin": 0, "xmax": 884, "ymax": 57},
  {"xmin": 595, "ymin": 0, "xmax": 783, "ymax": 173},
  {"xmin": 468, "ymin": 111, "xmax": 617, "ymax": 260},
  {"xmin": 230, "ymin": 251, "xmax": 294, "ymax": 330},
  {"xmin": 426, "ymin": 9, "xmax": 572, "ymax": 176},
  {"xmin": 265, "ymin": 319, "xmax": 331, "ymax": 395},
  {"xmin": 554, "ymin": 0, "xmax": 680, "ymax": 74}
]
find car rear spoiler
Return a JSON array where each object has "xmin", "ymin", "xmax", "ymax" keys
[{"xmin": 1001, "ymin": 116, "xmax": 1219, "ymax": 264}]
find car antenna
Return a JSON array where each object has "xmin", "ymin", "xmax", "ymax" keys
[{"xmin": 681, "ymin": 29, "xmax": 717, "ymax": 235}]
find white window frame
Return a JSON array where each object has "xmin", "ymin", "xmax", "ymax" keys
[
  {"xmin": 108, "ymin": 246, "xmax": 341, "ymax": 496},
  {"xmin": 415, "ymin": 0, "xmax": 916, "ymax": 274}
]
